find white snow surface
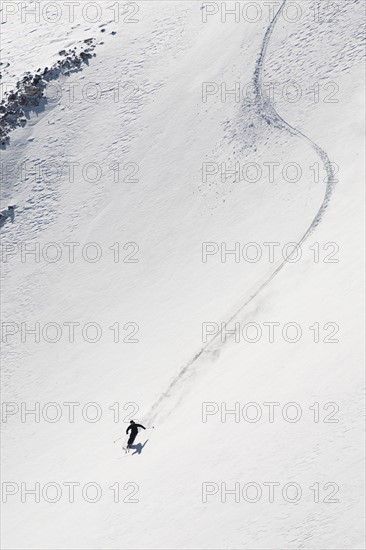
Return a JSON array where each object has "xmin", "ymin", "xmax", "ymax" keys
[{"xmin": 0, "ymin": 1, "xmax": 365, "ymax": 549}]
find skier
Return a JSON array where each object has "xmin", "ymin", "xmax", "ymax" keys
[{"xmin": 126, "ymin": 420, "xmax": 146, "ymax": 449}]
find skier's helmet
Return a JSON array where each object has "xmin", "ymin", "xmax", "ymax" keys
[{"xmin": 130, "ymin": 420, "xmax": 135, "ymax": 424}]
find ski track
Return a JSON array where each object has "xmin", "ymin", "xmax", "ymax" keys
[{"xmin": 146, "ymin": 0, "xmax": 336, "ymax": 425}]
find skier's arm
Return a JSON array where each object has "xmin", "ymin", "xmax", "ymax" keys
[
  {"xmin": 126, "ymin": 425, "xmax": 131, "ymax": 434},
  {"xmin": 136, "ymin": 424, "xmax": 146, "ymax": 429}
]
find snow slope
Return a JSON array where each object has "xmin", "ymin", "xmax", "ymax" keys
[{"xmin": 1, "ymin": 1, "xmax": 365, "ymax": 549}]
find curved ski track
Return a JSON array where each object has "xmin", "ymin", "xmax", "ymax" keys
[{"xmin": 146, "ymin": 0, "xmax": 336, "ymax": 424}]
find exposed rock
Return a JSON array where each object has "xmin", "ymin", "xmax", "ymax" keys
[{"xmin": 0, "ymin": 39, "xmax": 97, "ymax": 148}]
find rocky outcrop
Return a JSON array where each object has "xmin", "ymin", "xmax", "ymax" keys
[{"xmin": 0, "ymin": 39, "xmax": 97, "ymax": 148}]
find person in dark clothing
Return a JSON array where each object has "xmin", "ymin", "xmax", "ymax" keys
[{"xmin": 126, "ymin": 420, "xmax": 146, "ymax": 448}]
